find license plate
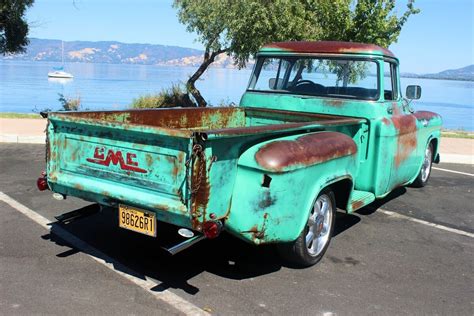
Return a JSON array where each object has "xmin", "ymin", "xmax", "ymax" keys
[{"xmin": 118, "ymin": 204, "xmax": 156, "ymax": 237}]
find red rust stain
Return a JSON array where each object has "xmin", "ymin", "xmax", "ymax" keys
[
  {"xmin": 255, "ymin": 132, "xmax": 357, "ymax": 172},
  {"xmin": 153, "ymin": 203, "xmax": 170, "ymax": 212},
  {"xmin": 243, "ymin": 225, "xmax": 264, "ymax": 240},
  {"xmin": 145, "ymin": 154, "xmax": 153, "ymax": 167},
  {"xmin": 171, "ymin": 164, "xmax": 180, "ymax": 178},
  {"xmin": 263, "ymin": 41, "xmax": 395, "ymax": 57},
  {"xmin": 208, "ymin": 117, "xmax": 361, "ymax": 136},
  {"xmin": 392, "ymin": 115, "xmax": 417, "ymax": 167},
  {"xmin": 325, "ymin": 99, "xmax": 345, "ymax": 107},
  {"xmin": 219, "ymin": 197, "xmax": 233, "ymax": 222},
  {"xmin": 190, "ymin": 149, "xmax": 210, "ymax": 231},
  {"xmin": 74, "ymin": 183, "xmax": 84, "ymax": 191},
  {"xmin": 413, "ymin": 111, "xmax": 440, "ymax": 121},
  {"xmin": 381, "ymin": 118, "xmax": 391, "ymax": 126},
  {"xmin": 101, "ymin": 191, "xmax": 111, "ymax": 197}
]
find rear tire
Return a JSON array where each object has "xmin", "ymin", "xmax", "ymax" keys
[
  {"xmin": 277, "ymin": 188, "xmax": 336, "ymax": 267},
  {"xmin": 412, "ymin": 142, "xmax": 433, "ymax": 188}
]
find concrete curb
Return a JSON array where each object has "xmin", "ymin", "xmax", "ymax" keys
[
  {"xmin": 0, "ymin": 134, "xmax": 45, "ymax": 144},
  {"xmin": 440, "ymin": 153, "xmax": 474, "ymax": 165},
  {"xmin": 1, "ymin": 133, "xmax": 473, "ymax": 165}
]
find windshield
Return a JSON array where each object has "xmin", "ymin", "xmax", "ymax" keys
[{"xmin": 248, "ymin": 56, "xmax": 379, "ymax": 100}]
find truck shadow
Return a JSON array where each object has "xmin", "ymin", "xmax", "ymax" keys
[{"xmin": 42, "ymin": 204, "xmax": 363, "ymax": 295}]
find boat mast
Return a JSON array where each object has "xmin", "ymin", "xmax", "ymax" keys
[{"xmin": 61, "ymin": 41, "xmax": 64, "ymax": 66}]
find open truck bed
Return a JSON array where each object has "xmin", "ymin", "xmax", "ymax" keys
[{"xmin": 45, "ymin": 107, "xmax": 363, "ymax": 243}]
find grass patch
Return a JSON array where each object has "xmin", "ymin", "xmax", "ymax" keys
[
  {"xmin": 441, "ymin": 130, "xmax": 474, "ymax": 139},
  {"xmin": 131, "ymin": 83, "xmax": 195, "ymax": 108},
  {"xmin": 0, "ymin": 112, "xmax": 42, "ymax": 119}
]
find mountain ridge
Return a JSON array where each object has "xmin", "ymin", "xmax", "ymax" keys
[{"xmin": 1, "ymin": 38, "xmax": 472, "ymax": 80}]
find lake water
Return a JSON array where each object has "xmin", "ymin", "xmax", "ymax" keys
[{"xmin": 1, "ymin": 60, "xmax": 473, "ymax": 131}]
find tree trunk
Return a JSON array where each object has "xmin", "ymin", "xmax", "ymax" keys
[{"xmin": 187, "ymin": 48, "xmax": 226, "ymax": 107}]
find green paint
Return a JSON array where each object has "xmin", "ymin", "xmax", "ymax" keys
[{"xmin": 44, "ymin": 46, "xmax": 442, "ymax": 246}]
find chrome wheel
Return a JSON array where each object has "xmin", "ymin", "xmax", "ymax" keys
[
  {"xmin": 306, "ymin": 194, "xmax": 333, "ymax": 257},
  {"xmin": 421, "ymin": 145, "xmax": 433, "ymax": 183}
]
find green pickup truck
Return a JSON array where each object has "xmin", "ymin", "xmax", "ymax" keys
[{"xmin": 37, "ymin": 41, "xmax": 442, "ymax": 266}]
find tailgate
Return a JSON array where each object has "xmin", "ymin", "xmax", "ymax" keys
[{"xmin": 47, "ymin": 115, "xmax": 192, "ymax": 218}]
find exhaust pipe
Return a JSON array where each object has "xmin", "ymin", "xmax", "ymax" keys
[{"xmin": 164, "ymin": 235, "xmax": 206, "ymax": 255}]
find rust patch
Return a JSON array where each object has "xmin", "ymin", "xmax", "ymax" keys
[
  {"xmin": 263, "ymin": 41, "xmax": 395, "ymax": 57},
  {"xmin": 392, "ymin": 115, "xmax": 417, "ymax": 167},
  {"xmin": 255, "ymin": 132, "xmax": 357, "ymax": 172},
  {"xmin": 324, "ymin": 99, "xmax": 345, "ymax": 107},
  {"xmin": 207, "ymin": 117, "xmax": 362, "ymax": 136},
  {"xmin": 74, "ymin": 183, "xmax": 84, "ymax": 191},
  {"xmin": 190, "ymin": 147, "xmax": 210, "ymax": 231},
  {"xmin": 145, "ymin": 154, "xmax": 153, "ymax": 167},
  {"xmin": 220, "ymin": 197, "xmax": 233, "ymax": 222},
  {"xmin": 381, "ymin": 117, "xmax": 391, "ymax": 126},
  {"xmin": 413, "ymin": 111, "xmax": 440, "ymax": 121},
  {"xmin": 101, "ymin": 191, "xmax": 111, "ymax": 197},
  {"xmin": 242, "ymin": 213, "xmax": 269, "ymax": 241},
  {"xmin": 153, "ymin": 203, "xmax": 170, "ymax": 212}
]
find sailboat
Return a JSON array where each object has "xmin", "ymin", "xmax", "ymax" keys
[{"xmin": 48, "ymin": 41, "xmax": 73, "ymax": 79}]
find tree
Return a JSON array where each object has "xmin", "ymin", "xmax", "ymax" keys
[
  {"xmin": 173, "ymin": 0, "xmax": 320, "ymax": 107},
  {"xmin": 315, "ymin": 0, "xmax": 420, "ymax": 47},
  {"xmin": 174, "ymin": 0, "xmax": 419, "ymax": 107},
  {"xmin": 0, "ymin": 0, "xmax": 34, "ymax": 55}
]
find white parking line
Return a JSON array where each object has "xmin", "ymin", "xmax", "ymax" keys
[
  {"xmin": 432, "ymin": 167, "xmax": 474, "ymax": 177},
  {"xmin": 379, "ymin": 208, "xmax": 474, "ymax": 238},
  {"xmin": 0, "ymin": 191, "xmax": 209, "ymax": 316}
]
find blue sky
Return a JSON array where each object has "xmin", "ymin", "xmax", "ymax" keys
[{"xmin": 26, "ymin": 0, "xmax": 473, "ymax": 74}]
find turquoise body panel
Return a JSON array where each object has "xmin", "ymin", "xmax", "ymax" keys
[{"xmin": 44, "ymin": 48, "xmax": 442, "ymax": 246}]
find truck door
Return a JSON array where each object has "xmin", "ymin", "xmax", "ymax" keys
[{"xmin": 384, "ymin": 61, "xmax": 421, "ymax": 191}]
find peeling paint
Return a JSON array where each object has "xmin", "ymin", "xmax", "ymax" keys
[{"xmin": 255, "ymin": 132, "xmax": 357, "ymax": 172}]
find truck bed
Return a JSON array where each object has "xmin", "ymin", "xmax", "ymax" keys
[
  {"xmin": 49, "ymin": 107, "xmax": 363, "ymax": 138},
  {"xmin": 46, "ymin": 107, "xmax": 364, "ymax": 232}
]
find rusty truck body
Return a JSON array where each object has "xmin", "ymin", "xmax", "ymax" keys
[{"xmin": 38, "ymin": 41, "xmax": 442, "ymax": 266}]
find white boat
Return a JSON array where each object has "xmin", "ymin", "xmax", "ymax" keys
[
  {"xmin": 48, "ymin": 70, "xmax": 73, "ymax": 78},
  {"xmin": 48, "ymin": 41, "xmax": 73, "ymax": 79}
]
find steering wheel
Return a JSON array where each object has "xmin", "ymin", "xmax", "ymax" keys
[
  {"xmin": 294, "ymin": 80, "xmax": 325, "ymax": 91},
  {"xmin": 295, "ymin": 80, "xmax": 317, "ymax": 86}
]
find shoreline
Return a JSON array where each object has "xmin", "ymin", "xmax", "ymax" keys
[
  {"xmin": 1, "ymin": 117, "xmax": 473, "ymax": 164},
  {"xmin": 2, "ymin": 112, "xmax": 473, "ymax": 139},
  {"xmin": 1, "ymin": 60, "xmax": 472, "ymax": 81}
]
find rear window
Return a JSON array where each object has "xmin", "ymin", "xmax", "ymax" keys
[{"xmin": 248, "ymin": 56, "xmax": 379, "ymax": 100}]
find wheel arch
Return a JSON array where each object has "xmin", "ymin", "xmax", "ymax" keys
[{"xmin": 328, "ymin": 178, "xmax": 354, "ymax": 212}]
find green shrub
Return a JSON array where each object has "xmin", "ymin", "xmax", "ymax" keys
[
  {"xmin": 131, "ymin": 84, "xmax": 195, "ymax": 109},
  {"xmin": 58, "ymin": 93, "xmax": 81, "ymax": 111}
]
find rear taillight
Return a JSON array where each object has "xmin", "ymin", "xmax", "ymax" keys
[
  {"xmin": 202, "ymin": 220, "xmax": 222, "ymax": 239},
  {"xmin": 37, "ymin": 176, "xmax": 48, "ymax": 191}
]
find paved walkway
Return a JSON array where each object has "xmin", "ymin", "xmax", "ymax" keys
[{"xmin": 1, "ymin": 118, "xmax": 473, "ymax": 164}]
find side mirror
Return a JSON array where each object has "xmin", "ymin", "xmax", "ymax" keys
[{"xmin": 406, "ymin": 85, "xmax": 422, "ymax": 100}]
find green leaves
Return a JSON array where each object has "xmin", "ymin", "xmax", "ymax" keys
[
  {"xmin": 0, "ymin": 0, "xmax": 34, "ymax": 54},
  {"xmin": 173, "ymin": 0, "xmax": 420, "ymax": 106}
]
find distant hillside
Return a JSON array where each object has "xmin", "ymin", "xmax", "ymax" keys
[
  {"xmin": 401, "ymin": 65, "xmax": 474, "ymax": 81},
  {"xmin": 2, "ymin": 38, "xmax": 471, "ymax": 79},
  {"xmin": 1, "ymin": 38, "xmax": 203, "ymax": 65}
]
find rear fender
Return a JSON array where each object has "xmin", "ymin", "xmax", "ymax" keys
[
  {"xmin": 238, "ymin": 131, "xmax": 357, "ymax": 173},
  {"xmin": 225, "ymin": 132, "xmax": 358, "ymax": 244}
]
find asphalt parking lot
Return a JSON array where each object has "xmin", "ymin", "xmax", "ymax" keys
[{"xmin": 1, "ymin": 143, "xmax": 473, "ymax": 315}]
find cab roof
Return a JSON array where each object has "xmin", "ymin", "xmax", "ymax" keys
[{"xmin": 260, "ymin": 41, "xmax": 395, "ymax": 58}]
